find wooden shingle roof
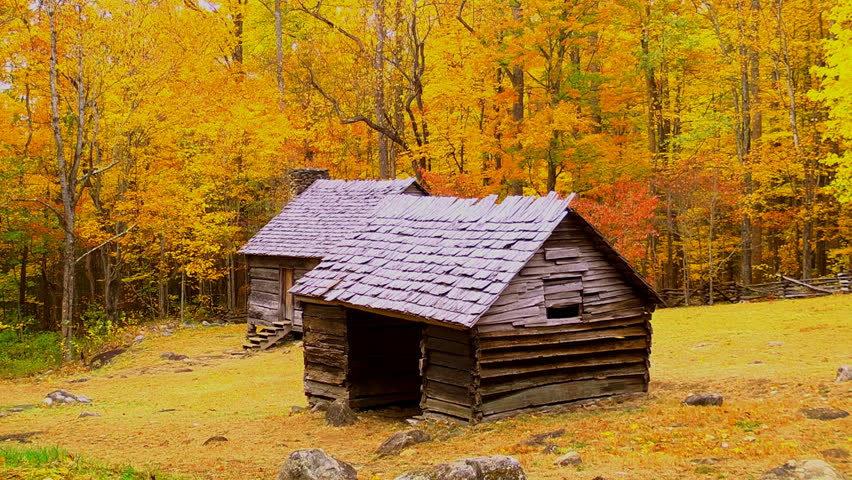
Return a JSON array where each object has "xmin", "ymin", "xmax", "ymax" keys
[
  {"xmin": 290, "ymin": 193, "xmax": 572, "ymax": 327},
  {"xmin": 239, "ymin": 178, "xmax": 422, "ymax": 258}
]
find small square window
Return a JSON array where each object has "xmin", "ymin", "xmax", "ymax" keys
[{"xmin": 546, "ymin": 304, "xmax": 581, "ymax": 319}]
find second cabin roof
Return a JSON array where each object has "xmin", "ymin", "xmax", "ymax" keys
[{"xmin": 290, "ymin": 193, "xmax": 573, "ymax": 327}]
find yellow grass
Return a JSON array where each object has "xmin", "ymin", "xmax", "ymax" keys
[{"xmin": 1, "ymin": 296, "xmax": 850, "ymax": 479}]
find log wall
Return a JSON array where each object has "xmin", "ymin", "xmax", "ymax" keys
[
  {"xmin": 420, "ymin": 324, "xmax": 478, "ymax": 423},
  {"xmin": 473, "ymin": 215, "xmax": 654, "ymax": 421},
  {"xmin": 302, "ymin": 302, "xmax": 348, "ymax": 406},
  {"xmin": 246, "ymin": 255, "xmax": 320, "ymax": 331}
]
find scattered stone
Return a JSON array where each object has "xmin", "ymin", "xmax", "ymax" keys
[
  {"xmin": 276, "ymin": 449, "xmax": 357, "ymax": 480},
  {"xmin": 202, "ymin": 321, "xmax": 211, "ymax": 326},
  {"xmin": 768, "ymin": 341, "xmax": 784, "ymax": 347},
  {"xmin": 395, "ymin": 455, "xmax": 526, "ymax": 480},
  {"xmin": 78, "ymin": 411, "xmax": 100, "ymax": 418},
  {"xmin": 291, "ymin": 406, "xmax": 306, "ymax": 414},
  {"xmin": 542, "ymin": 444, "xmax": 559, "ymax": 454},
  {"xmin": 761, "ymin": 459, "xmax": 846, "ymax": 480},
  {"xmin": 684, "ymin": 393, "xmax": 724, "ymax": 406},
  {"xmin": 554, "ymin": 451, "xmax": 582, "ymax": 466},
  {"xmin": 310, "ymin": 399, "xmax": 330, "ymax": 412},
  {"xmin": 43, "ymin": 390, "xmax": 91, "ymax": 407},
  {"xmin": 821, "ymin": 449, "xmax": 849, "ymax": 460},
  {"xmin": 133, "ymin": 335, "xmax": 144, "ymax": 343},
  {"xmin": 522, "ymin": 429, "xmax": 566, "ymax": 446},
  {"xmin": 174, "ymin": 368, "xmax": 194, "ymax": 373},
  {"xmin": 158, "ymin": 408, "xmax": 177, "ymax": 413},
  {"xmin": 69, "ymin": 377, "xmax": 90, "ymax": 384},
  {"xmin": 376, "ymin": 429, "xmax": 431, "ymax": 456},
  {"xmin": 162, "ymin": 329, "xmax": 173, "ymax": 337},
  {"xmin": 325, "ymin": 399, "xmax": 357, "ymax": 427},
  {"xmin": 0, "ymin": 431, "xmax": 41, "ymax": 443},
  {"xmin": 8, "ymin": 405, "xmax": 34, "ymax": 412},
  {"xmin": 799, "ymin": 407, "xmax": 849, "ymax": 421},
  {"xmin": 203, "ymin": 436, "xmax": 228, "ymax": 445},
  {"xmin": 160, "ymin": 352, "xmax": 189, "ymax": 361},
  {"xmin": 88, "ymin": 348, "xmax": 126, "ymax": 369},
  {"xmin": 836, "ymin": 366, "xmax": 852, "ymax": 383}
]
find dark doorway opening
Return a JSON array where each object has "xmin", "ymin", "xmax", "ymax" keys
[{"xmin": 346, "ymin": 310, "xmax": 424, "ymax": 412}]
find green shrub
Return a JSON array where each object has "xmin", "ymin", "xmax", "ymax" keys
[
  {"xmin": 0, "ymin": 444, "xmax": 183, "ymax": 479},
  {"xmin": 0, "ymin": 329, "xmax": 63, "ymax": 378}
]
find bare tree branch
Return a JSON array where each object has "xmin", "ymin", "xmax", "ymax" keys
[{"xmin": 75, "ymin": 224, "xmax": 136, "ymax": 264}]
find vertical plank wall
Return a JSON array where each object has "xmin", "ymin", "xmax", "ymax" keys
[{"xmin": 474, "ymin": 215, "xmax": 654, "ymax": 421}]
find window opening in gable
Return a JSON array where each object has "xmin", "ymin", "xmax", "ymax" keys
[{"xmin": 546, "ymin": 304, "xmax": 581, "ymax": 319}]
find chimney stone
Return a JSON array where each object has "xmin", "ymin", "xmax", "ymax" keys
[{"xmin": 289, "ymin": 168, "xmax": 330, "ymax": 197}]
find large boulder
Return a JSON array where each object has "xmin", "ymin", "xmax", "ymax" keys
[
  {"xmin": 276, "ymin": 449, "xmax": 357, "ymax": 480},
  {"xmin": 325, "ymin": 399, "xmax": 358, "ymax": 427},
  {"xmin": 836, "ymin": 366, "xmax": 852, "ymax": 383},
  {"xmin": 376, "ymin": 429, "xmax": 431, "ymax": 456},
  {"xmin": 760, "ymin": 460, "xmax": 847, "ymax": 480},
  {"xmin": 684, "ymin": 393, "xmax": 723, "ymax": 406},
  {"xmin": 395, "ymin": 455, "xmax": 526, "ymax": 480}
]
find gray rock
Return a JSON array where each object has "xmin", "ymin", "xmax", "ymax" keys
[
  {"xmin": 799, "ymin": 408, "xmax": 849, "ymax": 421},
  {"xmin": 8, "ymin": 405, "xmax": 34, "ymax": 412},
  {"xmin": 522, "ymin": 429, "xmax": 565, "ymax": 446},
  {"xmin": 202, "ymin": 435, "xmax": 228, "ymax": 445},
  {"xmin": 836, "ymin": 366, "xmax": 851, "ymax": 383},
  {"xmin": 202, "ymin": 321, "xmax": 211, "ymax": 326},
  {"xmin": 554, "ymin": 452, "xmax": 582, "ymax": 466},
  {"xmin": 821, "ymin": 449, "xmax": 849, "ymax": 460},
  {"xmin": 291, "ymin": 406, "xmax": 306, "ymax": 413},
  {"xmin": 376, "ymin": 429, "xmax": 431, "ymax": 456},
  {"xmin": 62, "ymin": 397, "xmax": 77, "ymax": 405},
  {"xmin": 684, "ymin": 393, "xmax": 724, "ymax": 406},
  {"xmin": 69, "ymin": 377, "xmax": 90, "ymax": 383},
  {"xmin": 42, "ymin": 397, "xmax": 53, "ymax": 407},
  {"xmin": 133, "ymin": 335, "xmax": 144, "ymax": 343},
  {"xmin": 160, "ymin": 352, "xmax": 189, "ymax": 361},
  {"xmin": 541, "ymin": 444, "xmax": 558, "ymax": 454},
  {"xmin": 162, "ymin": 329, "xmax": 173, "ymax": 336},
  {"xmin": 395, "ymin": 455, "xmax": 526, "ymax": 480},
  {"xmin": 76, "ymin": 395, "xmax": 92, "ymax": 404},
  {"xmin": 276, "ymin": 449, "xmax": 357, "ymax": 480},
  {"xmin": 761, "ymin": 459, "xmax": 847, "ymax": 479},
  {"xmin": 78, "ymin": 411, "xmax": 100, "ymax": 418},
  {"xmin": 325, "ymin": 399, "xmax": 357, "ymax": 427}
]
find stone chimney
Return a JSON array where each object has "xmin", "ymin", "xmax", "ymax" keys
[{"xmin": 289, "ymin": 168, "xmax": 330, "ymax": 198}]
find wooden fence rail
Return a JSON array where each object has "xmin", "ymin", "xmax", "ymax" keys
[{"xmin": 660, "ymin": 272, "xmax": 851, "ymax": 307}]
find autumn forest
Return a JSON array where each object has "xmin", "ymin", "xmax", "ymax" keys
[{"xmin": 0, "ymin": 0, "xmax": 851, "ymax": 351}]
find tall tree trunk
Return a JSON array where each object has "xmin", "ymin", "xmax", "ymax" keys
[
  {"xmin": 158, "ymin": 235, "xmax": 167, "ymax": 318},
  {"xmin": 274, "ymin": 0, "xmax": 285, "ymax": 108},
  {"xmin": 18, "ymin": 245, "xmax": 28, "ymax": 320},
  {"xmin": 374, "ymin": 0, "xmax": 391, "ymax": 178}
]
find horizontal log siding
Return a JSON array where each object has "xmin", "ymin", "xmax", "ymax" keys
[
  {"xmin": 473, "ymin": 215, "xmax": 653, "ymax": 419},
  {"xmin": 247, "ymin": 264, "xmax": 280, "ymax": 329},
  {"xmin": 303, "ymin": 303, "xmax": 348, "ymax": 406},
  {"xmin": 421, "ymin": 324, "xmax": 478, "ymax": 423}
]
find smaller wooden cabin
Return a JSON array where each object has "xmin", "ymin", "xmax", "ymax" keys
[
  {"xmin": 291, "ymin": 193, "xmax": 663, "ymax": 422},
  {"xmin": 238, "ymin": 171, "xmax": 426, "ymax": 348}
]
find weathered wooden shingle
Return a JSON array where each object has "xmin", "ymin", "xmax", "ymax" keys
[
  {"xmin": 290, "ymin": 193, "xmax": 573, "ymax": 327},
  {"xmin": 239, "ymin": 178, "xmax": 422, "ymax": 258}
]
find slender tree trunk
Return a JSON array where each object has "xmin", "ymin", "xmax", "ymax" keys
[
  {"xmin": 374, "ymin": 0, "xmax": 391, "ymax": 178},
  {"xmin": 180, "ymin": 269, "xmax": 186, "ymax": 323},
  {"xmin": 158, "ymin": 235, "xmax": 167, "ymax": 318},
  {"xmin": 18, "ymin": 245, "xmax": 28, "ymax": 320},
  {"xmin": 274, "ymin": 0, "xmax": 285, "ymax": 107}
]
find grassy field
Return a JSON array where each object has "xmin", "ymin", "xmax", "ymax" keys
[{"xmin": 1, "ymin": 296, "xmax": 850, "ymax": 479}]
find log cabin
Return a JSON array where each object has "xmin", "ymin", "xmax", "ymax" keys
[
  {"xmin": 238, "ymin": 169, "xmax": 426, "ymax": 349},
  {"xmin": 290, "ymin": 193, "xmax": 664, "ymax": 423}
]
